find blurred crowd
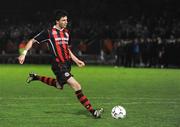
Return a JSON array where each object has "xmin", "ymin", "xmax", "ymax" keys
[{"xmin": 0, "ymin": 10, "xmax": 180, "ymax": 67}]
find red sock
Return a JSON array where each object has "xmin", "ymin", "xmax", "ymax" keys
[
  {"xmin": 37, "ymin": 76, "xmax": 57, "ymax": 87},
  {"xmin": 75, "ymin": 90, "xmax": 95, "ymax": 114}
]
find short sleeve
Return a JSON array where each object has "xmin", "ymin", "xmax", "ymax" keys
[
  {"xmin": 33, "ymin": 30, "xmax": 49, "ymax": 44},
  {"xmin": 64, "ymin": 29, "xmax": 71, "ymax": 47}
]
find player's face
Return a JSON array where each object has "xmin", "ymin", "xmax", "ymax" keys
[{"xmin": 56, "ymin": 16, "xmax": 68, "ymax": 29}]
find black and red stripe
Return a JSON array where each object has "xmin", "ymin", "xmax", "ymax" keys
[
  {"xmin": 49, "ymin": 28, "xmax": 70, "ymax": 63},
  {"xmin": 52, "ymin": 28, "xmax": 65, "ymax": 63},
  {"xmin": 59, "ymin": 31, "xmax": 69, "ymax": 60},
  {"xmin": 56, "ymin": 30, "xmax": 67, "ymax": 61},
  {"xmin": 38, "ymin": 76, "xmax": 57, "ymax": 87},
  {"xmin": 75, "ymin": 90, "xmax": 95, "ymax": 114}
]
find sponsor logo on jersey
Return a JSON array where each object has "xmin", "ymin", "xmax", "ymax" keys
[{"xmin": 55, "ymin": 37, "xmax": 69, "ymax": 41}]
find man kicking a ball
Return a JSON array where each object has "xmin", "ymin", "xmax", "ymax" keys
[{"xmin": 18, "ymin": 10, "xmax": 103, "ymax": 118}]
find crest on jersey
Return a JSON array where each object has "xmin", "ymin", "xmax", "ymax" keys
[{"xmin": 64, "ymin": 72, "xmax": 70, "ymax": 77}]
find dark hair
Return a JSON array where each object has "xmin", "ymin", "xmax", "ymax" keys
[{"xmin": 54, "ymin": 10, "xmax": 68, "ymax": 21}]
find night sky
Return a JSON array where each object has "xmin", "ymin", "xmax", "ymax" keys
[
  {"xmin": 0, "ymin": 0, "xmax": 179, "ymax": 22},
  {"xmin": 0, "ymin": 0, "xmax": 179, "ymax": 14}
]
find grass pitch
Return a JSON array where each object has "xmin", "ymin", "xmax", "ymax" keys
[{"xmin": 0, "ymin": 64, "xmax": 180, "ymax": 127}]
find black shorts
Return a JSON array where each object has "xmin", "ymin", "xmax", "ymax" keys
[{"xmin": 51, "ymin": 61, "xmax": 72, "ymax": 86}]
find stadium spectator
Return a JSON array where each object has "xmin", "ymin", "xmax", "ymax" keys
[
  {"xmin": 77, "ymin": 40, "xmax": 87, "ymax": 56},
  {"xmin": 5, "ymin": 39, "xmax": 18, "ymax": 54},
  {"xmin": 132, "ymin": 38, "xmax": 140, "ymax": 67},
  {"xmin": 18, "ymin": 38, "xmax": 27, "ymax": 55},
  {"xmin": 102, "ymin": 38, "xmax": 113, "ymax": 55},
  {"xmin": 0, "ymin": 1, "xmax": 180, "ymax": 67},
  {"xmin": 115, "ymin": 40, "xmax": 125, "ymax": 66}
]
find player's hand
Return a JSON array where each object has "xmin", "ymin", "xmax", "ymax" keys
[
  {"xmin": 76, "ymin": 60, "xmax": 85, "ymax": 67},
  {"xmin": 18, "ymin": 55, "xmax": 26, "ymax": 64}
]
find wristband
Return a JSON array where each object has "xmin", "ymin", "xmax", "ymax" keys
[{"xmin": 22, "ymin": 50, "xmax": 27, "ymax": 55}]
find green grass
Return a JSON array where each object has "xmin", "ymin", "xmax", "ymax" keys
[{"xmin": 0, "ymin": 64, "xmax": 180, "ymax": 127}]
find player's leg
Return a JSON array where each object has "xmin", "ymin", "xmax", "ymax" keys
[
  {"xmin": 26, "ymin": 73, "xmax": 63, "ymax": 89},
  {"xmin": 26, "ymin": 61, "xmax": 66, "ymax": 89},
  {"xmin": 67, "ymin": 76, "xmax": 103, "ymax": 118}
]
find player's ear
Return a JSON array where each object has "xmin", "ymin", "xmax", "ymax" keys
[{"xmin": 56, "ymin": 20, "xmax": 59, "ymax": 25}]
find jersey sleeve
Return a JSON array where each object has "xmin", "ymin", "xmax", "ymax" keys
[
  {"xmin": 65, "ymin": 29, "xmax": 71, "ymax": 47},
  {"xmin": 33, "ymin": 30, "xmax": 49, "ymax": 44},
  {"xmin": 68, "ymin": 35, "xmax": 72, "ymax": 47}
]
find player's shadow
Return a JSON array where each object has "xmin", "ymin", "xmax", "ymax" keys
[
  {"xmin": 75, "ymin": 110, "xmax": 90, "ymax": 117},
  {"xmin": 44, "ymin": 110, "xmax": 90, "ymax": 118}
]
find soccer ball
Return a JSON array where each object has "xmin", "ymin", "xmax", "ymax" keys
[{"xmin": 111, "ymin": 105, "xmax": 126, "ymax": 119}]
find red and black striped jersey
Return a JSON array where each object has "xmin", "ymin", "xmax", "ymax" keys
[{"xmin": 33, "ymin": 26, "xmax": 71, "ymax": 63}]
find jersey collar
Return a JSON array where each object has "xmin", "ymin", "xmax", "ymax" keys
[{"xmin": 53, "ymin": 25, "xmax": 64, "ymax": 31}]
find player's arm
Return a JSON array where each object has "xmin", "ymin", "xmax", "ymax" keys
[
  {"xmin": 18, "ymin": 30, "xmax": 48, "ymax": 64},
  {"xmin": 68, "ymin": 48, "xmax": 85, "ymax": 67},
  {"xmin": 18, "ymin": 39, "xmax": 36, "ymax": 64}
]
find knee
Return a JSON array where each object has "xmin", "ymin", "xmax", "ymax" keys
[
  {"xmin": 75, "ymin": 82, "xmax": 82, "ymax": 91},
  {"xmin": 71, "ymin": 82, "xmax": 81, "ymax": 91},
  {"xmin": 67, "ymin": 77, "xmax": 82, "ymax": 91}
]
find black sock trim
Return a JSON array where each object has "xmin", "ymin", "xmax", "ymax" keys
[{"xmin": 75, "ymin": 90, "xmax": 82, "ymax": 94}]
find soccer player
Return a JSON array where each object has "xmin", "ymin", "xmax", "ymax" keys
[{"xmin": 18, "ymin": 10, "xmax": 103, "ymax": 118}]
